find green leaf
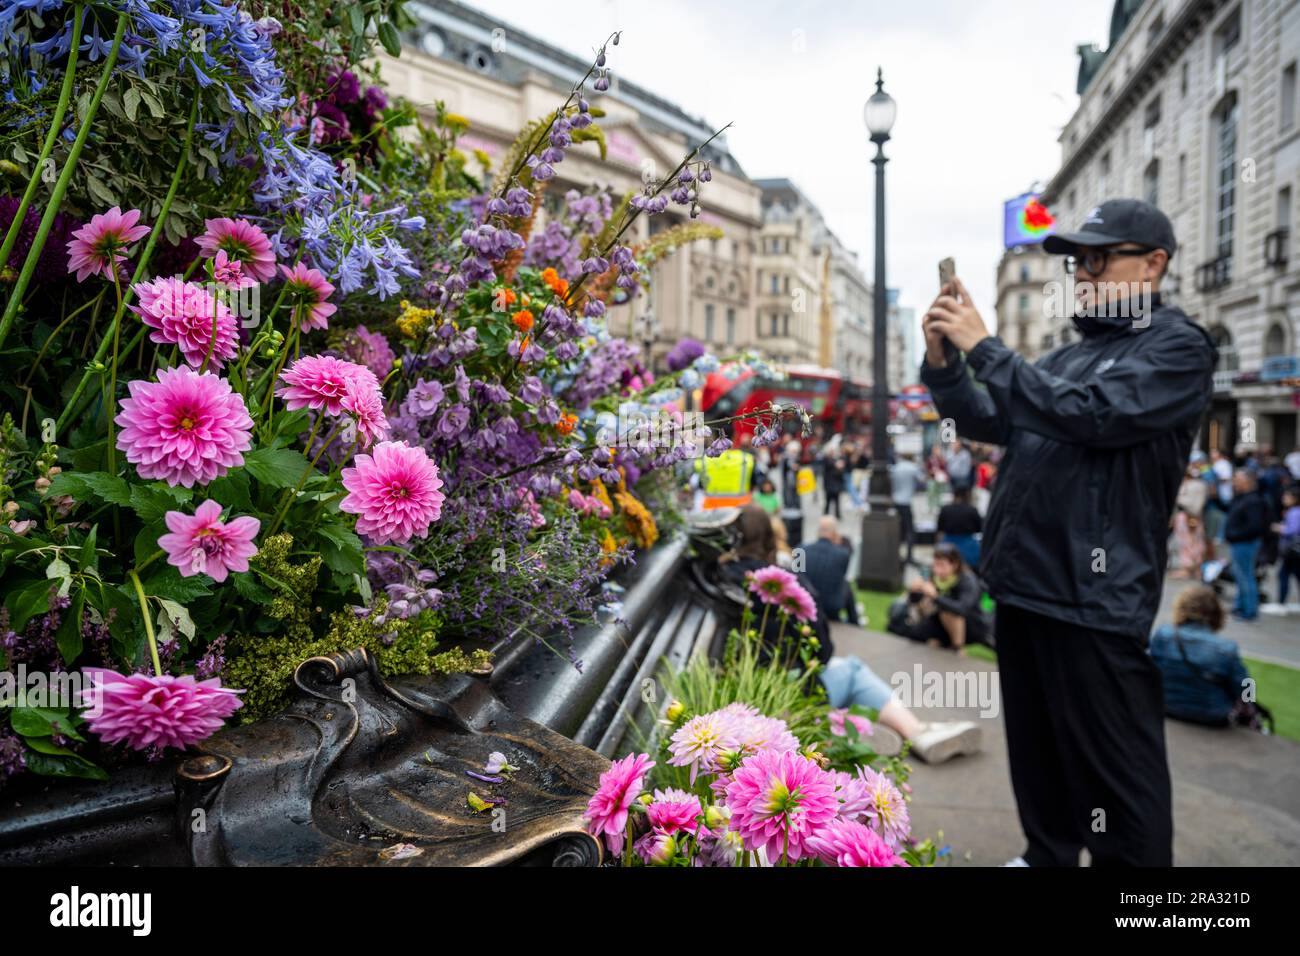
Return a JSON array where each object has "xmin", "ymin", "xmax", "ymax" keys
[
  {"xmin": 24, "ymin": 748, "xmax": 109, "ymax": 781},
  {"xmin": 135, "ymin": 518, "xmax": 166, "ymax": 569},
  {"xmin": 241, "ymin": 447, "xmax": 310, "ymax": 489},
  {"xmin": 123, "ymin": 86, "xmax": 141, "ymax": 122},
  {"xmin": 231, "ymin": 571, "xmax": 274, "ymax": 603},
  {"xmin": 378, "ymin": 20, "xmax": 402, "ymax": 57},
  {"xmin": 348, "ymin": 6, "xmax": 366, "ymax": 35},
  {"xmin": 47, "ymin": 471, "xmax": 132, "ymax": 506},
  {"xmin": 78, "ymin": 524, "xmax": 98, "ymax": 571},
  {"xmin": 84, "ymin": 171, "xmax": 117, "ymax": 207},
  {"xmin": 155, "ymin": 597, "xmax": 195, "ymax": 642},
  {"xmin": 128, "ymin": 482, "xmax": 192, "ymax": 524},
  {"xmin": 54, "ymin": 587, "xmax": 85, "ymax": 665},
  {"xmin": 9, "ymin": 705, "xmax": 84, "ymax": 742},
  {"xmin": 4, "ymin": 578, "xmax": 52, "ymax": 631},
  {"xmin": 208, "ymin": 470, "xmax": 253, "ymax": 513},
  {"xmin": 140, "ymin": 89, "xmax": 164, "ymax": 119},
  {"xmin": 142, "ymin": 565, "xmax": 213, "ymax": 603}
]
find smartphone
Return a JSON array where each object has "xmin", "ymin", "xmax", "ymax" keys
[{"xmin": 938, "ymin": 257, "xmax": 956, "ymax": 298}]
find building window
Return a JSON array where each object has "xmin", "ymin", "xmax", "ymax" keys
[
  {"xmin": 1263, "ymin": 322, "xmax": 1287, "ymax": 357},
  {"xmin": 1017, "ymin": 293, "xmax": 1029, "ymax": 313},
  {"xmin": 1019, "ymin": 265, "xmax": 1029, "ymax": 283},
  {"xmin": 770, "ymin": 314, "xmax": 779, "ymax": 335},
  {"xmin": 1180, "ymin": 60, "xmax": 1189, "ymax": 98},
  {"xmin": 1213, "ymin": 7, "xmax": 1241, "ymax": 59},
  {"xmin": 1144, "ymin": 95, "xmax": 1161, "ymax": 131},
  {"xmin": 770, "ymin": 274, "xmax": 780, "ymax": 294},
  {"xmin": 725, "ymin": 308, "xmax": 735, "ymax": 345},
  {"xmin": 1099, "ymin": 151, "xmax": 1111, "ymax": 195},
  {"xmin": 1147, "ymin": 12, "xmax": 1164, "ymax": 50},
  {"xmin": 1143, "ymin": 159, "xmax": 1160, "ymax": 207},
  {"xmin": 1283, "ymin": 62, "xmax": 1297, "ymax": 133},
  {"xmin": 1214, "ymin": 95, "xmax": 1239, "ymax": 270},
  {"xmin": 704, "ymin": 303, "xmax": 715, "ymax": 341},
  {"xmin": 782, "ymin": 314, "xmax": 790, "ymax": 337},
  {"xmin": 1178, "ymin": 153, "xmax": 1187, "ymax": 200}
]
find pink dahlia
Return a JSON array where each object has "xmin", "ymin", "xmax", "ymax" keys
[
  {"xmin": 779, "ymin": 580, "xmax": 818, "ymax": 623},
  {"xmin": 195, "ymin": 217, "xmax": 276, "ymax": 283},
  {"xmin": 858, "ymin": 765, "xmax": 911, "ymax": 848},
  {"xmin": 65, "ymin": 206, "xmax": 150, "ymax": 282},
  {"xmin": 277, "ymin": 355, "xmax": 380, "ymax": 415},
  {"xmin": 280, "ymin": 262, "xmax": 337, "ymax": 332},
  {"xmin": 116, "ymin": 366, "xmax": 253, "ymax": 487},
  {"xmin": 342, "ymin": 325, "xmax": 396, "ymax": 379},
  {"xmin": 212, "ymin": 250, "xmax": 256, "ymax": 290},
  {"xmin": 131, "ymin": 275, "xmax": 239, "ymax": 369},
  {"xmin": 79, "ymin": 668, "xmax": 243, "ymax": 751},
  {"xmin": 831, "ymin": 769, "xmax": 873, "ymax": 821},
  {"xmin": 340, "ymin": 385, "xmax": 390, "ymax": 448},
  {"xmin": 724, "ymin": 749, "xmax": 839, "ymax": 863},
  {"xmin": 646, "ymin": 787, "xmax": 703, "ymax": 835},
  {"xmin": 157, "ymin": 499, "xmax": 260, "ymax": 582},
  {"xmin": 667, "ymin": 711, "xmax": 740, "ymax": 784},
  {"xmin": 828, "ymin": 708, "xmax": 874, "ymax": 738},
  {"xmin": 339, "ymin": 440, "xmax": 445, "ymax": 545},
  {"xmin": 748, "ymin": 565, "xmax": 799, "ymax": 606},
  {"xmin": 730, "ymin": 712, "xmax": 801, "ymax": 756},
  {"xmin": 633, "ymin": 829, "xmax": 677, "ymax": 866},
  {"xmin": 583, "ymin": 752, "xmax": 655, "ymax": 856},
  {"xmin": 806, "ymin": 819, "xmax": 908, "ymax": 867}
]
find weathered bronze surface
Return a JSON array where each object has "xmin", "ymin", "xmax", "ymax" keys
[{"xmin": 178, "ymin": 647, "xmax": 609, "ymax": 866}]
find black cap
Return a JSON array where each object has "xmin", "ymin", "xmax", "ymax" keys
[{"xmin": 1043, "ymin": 198, "xmax": 1177, "ymax": 258}]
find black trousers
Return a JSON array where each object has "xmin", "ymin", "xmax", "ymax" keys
[{"xmin": 995, "ymin": 604, "xmax": 1173, "ymax": 867}]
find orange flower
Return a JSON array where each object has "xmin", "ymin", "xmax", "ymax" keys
[
  {"xmin": 556, "ymin": 413, "xmax": 578, "ymax": 435},
  {"xmin": 512, "ymin": 309, "xmax": 534, "ymax": 333},
  {"xmin": 540, "ymin": 267, "xmax": 569, "ymax": 298},
  {"xmin": 497, "ymin": 287, "xmax": 518, "ymax": 307}
]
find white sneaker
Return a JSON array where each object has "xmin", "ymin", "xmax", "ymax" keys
[
  {"xmin": 1000, "ymin": 856, "xmax": 1029, "ymax": 867},
  {"xmin": 908, "ymin": 720, "xmax": 982, "ymax": 764}
]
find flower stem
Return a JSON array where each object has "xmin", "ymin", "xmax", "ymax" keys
[
  {"xmin": 128, "ymin": 569, "xmax": 163, "ymax": 677},
  {"xmin": 0, "ymin": 11, "xmax": 126, "ymax": 353},
  {"xmin": 54, "ymin": 95, "xmax": 200, "ymax": 436},
  {"xmin": 0, "ymin": 4, "xmax": 85, "ymax": 276},
  {"xmin": 265, "ymin": 420, "xmax": 340, "ymax": 537}
]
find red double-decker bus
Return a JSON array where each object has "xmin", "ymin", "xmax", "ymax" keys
[{"xmin": 702, "ymin": 364, "xmax": 875, "ymax": 442}]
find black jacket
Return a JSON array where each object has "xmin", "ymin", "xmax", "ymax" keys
[
  {"xmin": 801, "ymin": 537, "xmax": 853, "ymax": 618},
  {"xmin": 1224, "ymin": 491, "xmax": 1270, "ymax": 543},
  {"xmin": 920, "ymin": 298, "xmax": 1215, "ymax": 638}
]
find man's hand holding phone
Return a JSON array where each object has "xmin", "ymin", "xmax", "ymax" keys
[{"xmin": 924, "ymin": 269, "xmax": 991, "ymax": 366}]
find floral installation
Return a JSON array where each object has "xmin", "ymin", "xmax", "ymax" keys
[{"xmin": 0, "ymin": 6, "xmax": 807, "ymax": 795}]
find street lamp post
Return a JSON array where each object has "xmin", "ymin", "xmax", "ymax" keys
[{"xmin": 857, "ymin": 68, "xmax": 903, "ymax": 592}]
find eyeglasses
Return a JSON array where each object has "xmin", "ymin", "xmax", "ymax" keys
[{"xmin": 1064, "ymin": 246, "xmax": 1154, "ymax": 276}]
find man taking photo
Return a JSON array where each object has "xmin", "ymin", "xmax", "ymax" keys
[{"xmin": 920, "ymin": 198, "xmax": 1216, "ymax": 867}]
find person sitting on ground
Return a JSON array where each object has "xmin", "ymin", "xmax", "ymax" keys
[
  {"xmin": 887, "ymin": 543, "xmax": 990, "ymax": 653},
  {"xmin": 753, "ymin": 477, "xmax": 781, "ymax": 515},
  {"xmin": 802, "ymin": 515, "xmax": 860, "ymax": 625},
  {"xmin": 1148, "ymin": 586, "xmax": 1252, "ymax": 727},
  {"xmin": 719, "ymin": 505, "xmax": 981, "ymax": 764},
  {"xmin": 936, "ymin": 485, "xmax": 982, "ymax": 569}
]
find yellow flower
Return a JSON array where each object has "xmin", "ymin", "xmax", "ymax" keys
[{"xmin": 614, "ymin": 490, "xmax": 658, "ymax": 550}]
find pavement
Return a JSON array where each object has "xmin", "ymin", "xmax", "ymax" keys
[
  {"xmin": 831, "ymin": 621, "xmax": 1300, "ymax": 866},
  {"xmin": 793, "ymin": 484, "xmax": 1300, "ymax": 866}
]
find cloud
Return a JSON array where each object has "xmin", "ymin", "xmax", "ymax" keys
[{"xmin": 458, "ymin": 0, "xmax": 1114, "ymax": 361}]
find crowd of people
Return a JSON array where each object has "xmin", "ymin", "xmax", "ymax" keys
[{"xmin": 1171, "ymin": 445, "xmax": 1300, "ymax": 621}]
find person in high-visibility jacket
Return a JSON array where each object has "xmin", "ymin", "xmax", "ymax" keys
[{"xmin": 695, "ymin": 447, "xmax": 756, "ymax": 509}]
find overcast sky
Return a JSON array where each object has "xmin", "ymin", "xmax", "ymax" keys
[{"xmin": 462, "ymin": 0, "xmax": 1116, "ymax": 351}]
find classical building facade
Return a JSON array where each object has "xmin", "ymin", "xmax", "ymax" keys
[
  {"xmin": 382, "ymin": 0, "xmax": 763, "ymax": 370},
  {"xmin": 995, "ymin": 243, "xmax": 1059, "ymax": 361},
  {"xmin": 827, "ymin": 237, "xmax": 874, "ymax": 382},
  {"xmin": 1042, "ymin": 0, "xmax": 1300, "ymax": 454},
  {"xmin": 752, "ymin": 178, "xmax": 829, "ymax": 367}
]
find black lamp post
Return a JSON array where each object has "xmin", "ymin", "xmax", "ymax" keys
[{"xmin": 857, "ymin": 68, "xmax": 903, "ymax": 591}]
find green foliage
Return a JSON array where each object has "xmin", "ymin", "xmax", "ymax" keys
[{"xmin": 222, "ymin": 597, "xmax": 488, "ymax": 723}]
